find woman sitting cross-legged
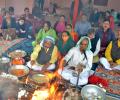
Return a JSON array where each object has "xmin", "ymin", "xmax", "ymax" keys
[
  {"xmin": 28, "ymin": 36, "xmax": 58, "ymax": 71},
  {"xmin": 32, "ymin": 21, "xmax": 57, "ymax": 47},
  {"xmin": 58, "ymin": 36, "xmax": 93, "ymax": 86},
  {"xmin": 56, "ymin": 31, "xmax": 75, "ymax": 60}
]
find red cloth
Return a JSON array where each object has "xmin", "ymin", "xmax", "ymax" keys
[
  {"xmin": 72, "ymin": 0, "xmax": 79, "ymax": 28},
  {"xmin": 0, "ymin": 15, "xmax": 2, "ymax": 26},
  {"xmin": 109, "ymin": 15, "xmax": 115, "ymax": 30},
  {"xmin": 88, "ymin": 75, "xmax": 108, "ymax": 87}
]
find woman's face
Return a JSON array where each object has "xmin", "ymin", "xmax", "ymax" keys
[
  {"xmin": 43, "ymin": 23, "xmax": 49, "ymax": 31},
  {"xmin": 60, "ymin": 16, "xmax": 65, "ymax": 22},
  {"xmin": 66, "ymin": 25, "xmax": 72, "ymax": 33},
  {"xmin": 80, "ymin": 39, "xmax": 88, "ymax": 51},
  {"xmin": 62, "ymin": 32, "xmax": 69, "ymax": 42}
]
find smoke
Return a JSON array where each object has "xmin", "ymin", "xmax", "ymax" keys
[{"xmin": 0, "ymin": 77, "xmax": 19, "ymax": 100}]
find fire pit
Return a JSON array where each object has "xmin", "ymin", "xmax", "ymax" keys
[{"xmin": 17, "ymin": 70, "xmax": 68, "ymax": 100}]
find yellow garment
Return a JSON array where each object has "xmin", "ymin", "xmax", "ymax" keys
[
  {"xmin": 31, "ymin": 44, "xmax": 58, "ymax": 64},
  {"xmin": 93, "ymin": 55, "xmax": 99, "ymax": 63},
  {"xmin": 105, "ymin": 40, "xmax": 120, "ymax": 64}
]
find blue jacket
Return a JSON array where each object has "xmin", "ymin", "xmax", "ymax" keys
[{"xmin": 95, "ymin": 28, "xmax": 116, "ymax": 47}]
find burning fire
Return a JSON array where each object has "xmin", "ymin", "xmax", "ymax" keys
[
  {"xmin": 31, "ymin": 59, "xmax": 64, "ymax": 100},
  {"xmin": 31, "ymin": 71, "xmax": 63, "ymax": 100},
  {"xmin": 32, "ymin": 89, "xmax": 49, "ymax": 100}
]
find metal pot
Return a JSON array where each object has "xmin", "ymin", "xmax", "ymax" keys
[
  {"xmin": 0, "ymin": 57, "xmax": 10, "ymax": 64},
  {"xmin": 81, "ymin": 84, "xmax": 106, "ymax": 100},
  {"xmin": 8, "ymin": 50, "xmax": 26, "ymax": 58},
  {"xmin": 0, "ymin": 57, "xmax": 11, "ymax": 73},
  {"xmin": 8, "ymin": 65, "xmax": 29, "ymax": 78},
  {"xmin": 29, "ymin": 73, "xmax": 49, "ymax": 84}
]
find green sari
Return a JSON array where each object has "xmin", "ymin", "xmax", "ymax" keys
[{"xmin": 57, "ymin": 37, "xmax": 75, "ymax": 56}]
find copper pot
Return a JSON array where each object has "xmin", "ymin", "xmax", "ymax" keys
[
  {"xmin": 11, "ymin": 57, "xmax": 25, "ymax": 65},
  {"xmin": 8, "ymin": 65, "xmax": 29, "ymax": 78}
]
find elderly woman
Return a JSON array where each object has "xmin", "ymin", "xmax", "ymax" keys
[
  {"xmin": 32, "ymin": 21, "xmax": 57, "ymax": 47},
  {"xmin": 29, "ymin": 36, "xmax": 58, "ymax": 71},
  {"xmin": 57, "ymin": 31, "xmax": 75, "ymax": 58},
  {"xmin": 59, "ymin": 36, "xmax": 93, "ymax": 86}
]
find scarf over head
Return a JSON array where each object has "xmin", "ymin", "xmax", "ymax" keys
[
  {"xmin": 40, "ymin": 36, "xmax": 55, "ymax": 47},
  {"xmin": 76, "ymin": 36, "xmax": 91, "ymax": 51}
]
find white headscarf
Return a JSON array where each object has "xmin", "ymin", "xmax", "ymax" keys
[
  {"xmin": 76, "ymin": 36, "xmax": 91, "ymax": 51},
  {"xmin": 40, "ymin": 36, "xmax": 55, "ymax": 47}
]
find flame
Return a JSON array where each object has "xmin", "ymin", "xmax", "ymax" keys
[
  {"xmin": 46, "ymin": 72, "xmax": 55, "ymax": 80},
  {"xmin": 31, "ymin": 60, "xmax": 64, "ymax": 100},
  {"xmin": 32, "ymin": 89, "xmax": 49, "ymax": 100},
  {"xmin": 50, "ymin": 84, "xmax": 55, "ymax": 95}
]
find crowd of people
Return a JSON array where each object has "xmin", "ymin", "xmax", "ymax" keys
[{"xmin": 0, "ymin": 6, "xmax": 120, "ymax": 87}]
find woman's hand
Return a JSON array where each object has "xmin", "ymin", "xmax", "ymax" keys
[{"xmin": 75, "ymin": 63, "xmax": 84, "ymax": 72}]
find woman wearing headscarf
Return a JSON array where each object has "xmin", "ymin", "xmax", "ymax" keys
[
  {"xmin": 28, "ymin": 36, "xmax": 58, "ymax": 71},
  {"xmin": 58, "ymin": 36, "xmax": 93, "ymax": 86},
  {"xmin": 57, "ymin": 31, "xmax": 75, "ymax": 58},
  {"xmin": 32, "ymin": 21, "xmax": 57, "ymax": 47}
]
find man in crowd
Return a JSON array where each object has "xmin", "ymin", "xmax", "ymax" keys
[
  {"xmin": 29, "ymin": 36, "xmax": 58, "ymax": 71},
  {"xmin": 95, "ymin": 19, "xmax": 116, "ymax": 57},
  {"xmin": 100, "ymin": 26, "xmax": 120, "ymax": 71},
  {"xmin": 75, "ymin": 14, "xmax": 91, "ymax": 38}
]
